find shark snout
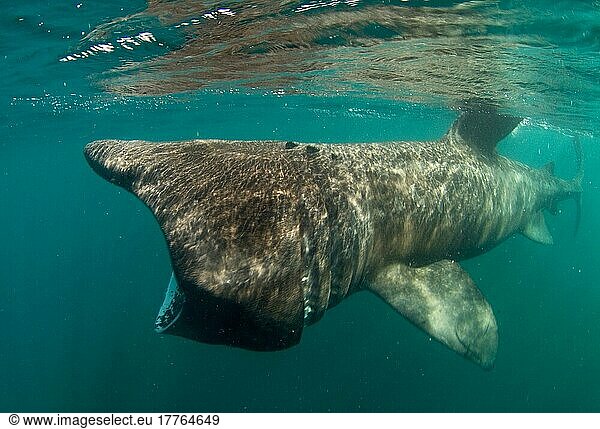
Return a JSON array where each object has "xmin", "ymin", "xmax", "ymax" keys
[
  {"xmin": 84, "ymin": 140, "xmax": 122, "ymax": 181},
  {"xmin": 84, "ymin": 140, "xmax": 143, "ymax": 190}
]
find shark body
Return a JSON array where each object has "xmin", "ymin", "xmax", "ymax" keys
[{"xmin": 84, "ymin": 112, "xmax": 582, "ymax": 368}]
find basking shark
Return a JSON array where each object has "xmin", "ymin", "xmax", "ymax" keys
[{"xmin": 84, "ymin": 111, "xmax": 582, "ymax": 369}]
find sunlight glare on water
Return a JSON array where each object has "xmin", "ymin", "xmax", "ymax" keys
[{"xmin": 47, "ymin": 0, "xmax": 600, "ymax": 136}]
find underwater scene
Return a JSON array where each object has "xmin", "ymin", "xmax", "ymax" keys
[{"xmin": 2, "ymin": 0, "xmax": 600, "ymax": 412}]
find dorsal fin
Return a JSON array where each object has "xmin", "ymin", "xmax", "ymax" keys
[
  {"xmin": 541, "ymin": 162, "xmax": 558, "ymax": 214},
  {"xmin": 542, "ymin": 161, "xmax": 555, "ymax": 176},
  {"xmin": 449, "ymin": 111, "xmax": 523, "ymax": 153},
  {"xmin": 521, "ymin": 211, "xmax": 553, "ymax": 245}
]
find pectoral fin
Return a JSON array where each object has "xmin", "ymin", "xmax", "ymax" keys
[{"xmin": 368, "ymin": 260, "xmax": 498, "ymax": 369}]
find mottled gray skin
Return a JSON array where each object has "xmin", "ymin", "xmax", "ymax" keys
[{"xmin": 84, "ymin": 114, "xmax": 581, "ymax": 369}]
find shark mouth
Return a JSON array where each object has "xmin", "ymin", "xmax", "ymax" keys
[{"xmin": 155, "ymin": 272, "xmax": 186, "ymax": 334}]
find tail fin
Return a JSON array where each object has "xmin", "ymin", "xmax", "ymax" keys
[
  {"xmin": 573, "ymin": 136, "xmax": 584, "ymax": 185},
  {"xmin": 572, "ymin": 136, "xmax": 583, "ymax": 234}
]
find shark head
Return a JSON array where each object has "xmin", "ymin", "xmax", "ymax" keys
[{"xmin": 85, "ymin": 139, "xmax": 309, "ymax": 351}]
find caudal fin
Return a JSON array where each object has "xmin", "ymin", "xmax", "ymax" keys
[
  {"xmin": 572, "ymin": 136, "xmax": 583, "ymax": 234},
  {"xmin": 573, "ymin": 136, "xmax": 584, "ymax": 185},
  {"xmin": 540, "ymin": 136, "xmax": 583, "ymax": 237}
]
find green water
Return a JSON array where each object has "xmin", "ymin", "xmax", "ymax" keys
[{"xmin": 1, "ymin": 0, "xmax": 600, "ymax": 412}]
